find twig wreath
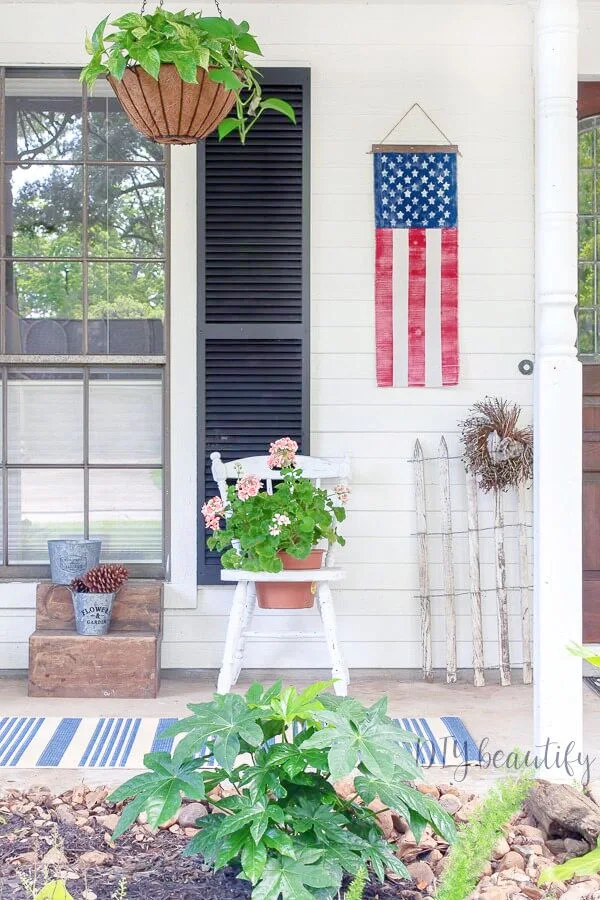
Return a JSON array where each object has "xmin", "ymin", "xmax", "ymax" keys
[{"xmin": 460, "ymin": 397, "xmax": 533, "ymax": 493}]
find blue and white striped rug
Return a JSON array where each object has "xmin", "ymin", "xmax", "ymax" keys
[{"xmin": 0, "ymin": 715, "xmax": 481, "ymax": 769}]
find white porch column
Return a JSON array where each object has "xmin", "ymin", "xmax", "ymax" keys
[{"xmin": 534, "ymin": 0, "xmax": 583, "ymax": 776}]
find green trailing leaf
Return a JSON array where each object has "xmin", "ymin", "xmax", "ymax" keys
[
  {"xmin": 260, "ymin": 97, "xmax": 296, "ymax": 123},
  {"xmin": 209, "ymin": 67, "xmax": 243, "ymax": 91},
  {"xmin": 169, "ymin": 51, "xmax": 200, "ymax": 83},
  {"xmin": 218, "ymin": 117, "xmax": 242, "ymax": 140},
  {"xmin": 236, "ymin": 32, "xmax": 263, "ymax": 55},
  {"xmin": 539, "ymin": 837, "xmax": 600, "ymax": 885},
  {"xmin": 129, "ymin": 45, "xmax": 161, "ymax": 80},
  {"xmin": 107, "ymin": 681, "xmax": 456, "ymax": 898}
]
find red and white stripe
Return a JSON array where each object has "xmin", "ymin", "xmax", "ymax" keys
[{"xmin": 375, "ymin": 227, "xmax": 458, "ymax": 387}]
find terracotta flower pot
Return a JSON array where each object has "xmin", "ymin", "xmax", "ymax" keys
[
  {"xmin": 256, "ymin": 549, "xmax": 325, "ymax": 610},
  {"xmin": 107, "ymin": 64, "xmax": 238, "ymax": 145}
]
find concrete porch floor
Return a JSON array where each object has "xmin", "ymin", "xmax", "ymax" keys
[{"xmin": 1, "ymin": 669, "xmax": 599, "ymax": 794}]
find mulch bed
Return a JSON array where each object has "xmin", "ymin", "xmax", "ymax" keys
[
  {"xmin": 0, "ymin": 786, "xmax": 423, "ymax": 900},
  {"xmin": 3, "ymin": 780, "xmax": 600, "ymax": 899}
]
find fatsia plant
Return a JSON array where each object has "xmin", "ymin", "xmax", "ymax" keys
[
  {"xmin": 81, "ymin": 7, "xmax": 296, "ymax": 142},
  {"xmin": 107, "ymin": 681, "xmax": 457, "ymax": 899}
]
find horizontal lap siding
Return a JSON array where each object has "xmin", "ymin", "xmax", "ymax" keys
[
  {"xmin": 0, "ymin": 0, "xmax": 535, "ymax": 670},
  {"xmin": 182, "ymin": 0, "xmax": 535, "ymax": 670}
]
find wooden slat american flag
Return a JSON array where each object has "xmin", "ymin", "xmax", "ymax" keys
[{"xmin": 374, "ymin": 148, "xmax": 459, "ymax": 387}]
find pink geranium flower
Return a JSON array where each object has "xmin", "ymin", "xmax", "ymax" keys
[
  {"xmin": 201, "ymin": 496, "xmax": 226, "ymax": 530},
  {"xmin": 267, "ymin": 436, "xmax": 299, "ymax": 469},
  {"xmin": 236, "ymin": 474, "xmax": 262, "ymax": 501},
  {"xmin": 334, "ymin": 483, "xmax": 351, "ymax": 505}
]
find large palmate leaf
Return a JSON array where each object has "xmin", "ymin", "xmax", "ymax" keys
[
  {"xmin": 267, "ymin": 681, "xmax": 333, "ymax": 728},
  {"xmin": 354, "ymin": 774, "xmax": 457, "ymax": 844},
  {"xmin": 107, "ymin": 752, "xmax": 206, "ymax": 839},
  {"xmin": 288, "ymin": 799, "xmax": 369, "ymax": 874},
  {"xmin": 359, "ymin": 827, "xmax": 411, "ymax": 883},
  {"xmin": 164, "ymin": 693, "xmax": 264, "ymax": 772},
  {"xmin": 304, "ymin": 705, "xmax": 420, "ymax": 780},
  {"xmin": 251, "ymin": 848, "xmax": 342, "ymax": 900}
]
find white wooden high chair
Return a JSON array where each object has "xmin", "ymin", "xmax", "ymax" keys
[{"xmin": 211, "ymin": 452, "xmax": 351, "ymax": 696}]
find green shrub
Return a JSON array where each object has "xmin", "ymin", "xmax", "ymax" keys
[
  {"xmin": 345, "ymin": 866, "xmax": 368, "ymax": 900},
  {"xmin": 108, "ymin": 681, "xmax": 456, "ymax": 898},
  {"xmin": 436, "ymin": 771, "xmax": 534, "ymax": 900}
]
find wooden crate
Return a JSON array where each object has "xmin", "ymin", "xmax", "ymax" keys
[{"xmin": 28, "ymin": 581, "xmax": 163, "ymax": 699}]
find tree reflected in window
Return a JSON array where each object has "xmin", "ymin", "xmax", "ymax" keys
[{"xmin": 2, "ymin": 71, "xmax": 166, "ymax": 355}]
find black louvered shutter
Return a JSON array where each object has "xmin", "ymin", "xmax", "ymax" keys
[{"xmin": 197, "ymin": 68, "xmax": 310, "ymax": 584}]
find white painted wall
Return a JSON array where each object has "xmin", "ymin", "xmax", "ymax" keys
[{"xmin": 0, "ymin": 0, "xmax": 536, "ymax": 672}]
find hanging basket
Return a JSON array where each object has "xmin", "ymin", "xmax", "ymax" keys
[{"xmin": 107, "ymin": 64, "xmax": 238, "ymax": 145}]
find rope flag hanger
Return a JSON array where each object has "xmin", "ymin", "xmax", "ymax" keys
[
  {"xmin": 371, "ymin": 103, "xmax": 461, "ymax": 388},
  {"xmin": 369, "ymin": 102, "xmax": 462, "ymax": 155}
]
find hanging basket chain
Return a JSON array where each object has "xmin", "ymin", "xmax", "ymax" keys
[
  {"xmin": 140, "ymin": 0, "xmax": 164, "ymax": 14},
  {"xmin": 214, "ymin": 0, "xmax": 225, "ymax": 17}
]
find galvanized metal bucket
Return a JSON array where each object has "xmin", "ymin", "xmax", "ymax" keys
[
  {"xmin": 71, "ymin": 591, "xmax": 115, "ymax": 636},
  {"xmin": 48, "ymin": 539, "xmax": 101, "ymax": 585}
]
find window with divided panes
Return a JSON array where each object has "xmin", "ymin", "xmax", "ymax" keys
[
  {"xmin": 578, "ymin": 116, "xmax": 600, "ymax": 360},
  {"xmin": 0, "ymin": 68, "xmax": 167, "ymax": 577}
]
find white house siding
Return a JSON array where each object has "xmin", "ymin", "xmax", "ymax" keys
[{"xmin": 0, "ymin": 1, "xmax": 536, "ymax": 672}]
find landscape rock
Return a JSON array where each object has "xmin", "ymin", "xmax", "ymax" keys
[
  {"xmin": 493, "ymin": 838, "xmax": 511, "ymax": 859},
  {"xmin": 564, "ymin": 838, "xmax": 591, "ymax": 856},
  {"xmin": 561, "ymin": 882, "xmax": 599, "ymax": 899},
  {"xmin": 78, "ymin": 850, "xmax": 110, "ymax": 868},
  {"xmin": 416, "ymin": 783, "xmax": 440, "ymax": 800},
  {"xmin": 42, "ymin": 847, "xmax": 68, "ymax": 867},
  {"xmin": 54, "ymin": 804, "xmax": 77, "ymax": 825},
  {"xmin": 439, "ymin": 793, "xmax": 463, "ymax": 815},
  {"xmin": 177, "ymin": 802, "xmax": 208, "ymax": 828},
  {"xmin": 96, "ymin": 813, "xmax": 120, "ymax": 831},
  {"xmin": 455, "ymin": 798, "xmax": 481, "ymax": 824},
  {"xmin": 498, "ymin": 852, "xmax": 526, "ymax": 873},
  {"xmin": 407, "ymin": 860, "xmax": 435, "ymax": 889}
]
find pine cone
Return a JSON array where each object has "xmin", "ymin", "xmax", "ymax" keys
[
  {"xmin": 83, "ymin": 563, "xmax": 129, "ymax": 594},
  {"xmin": 70, "ymin": 577, "xmax": 88, "ymax": 594}
]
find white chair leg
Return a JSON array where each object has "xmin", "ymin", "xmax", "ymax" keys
[
  {"xmin": 217, "ymin": 580, "xmax": 249, "ymax": 694},
  {"xmin": 317, "ymin": 582, "xmax": 349, "ymax": 696},
  {"xmin": 232, "ymin": 581, "xmax": 256, "ymax": 686}
]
